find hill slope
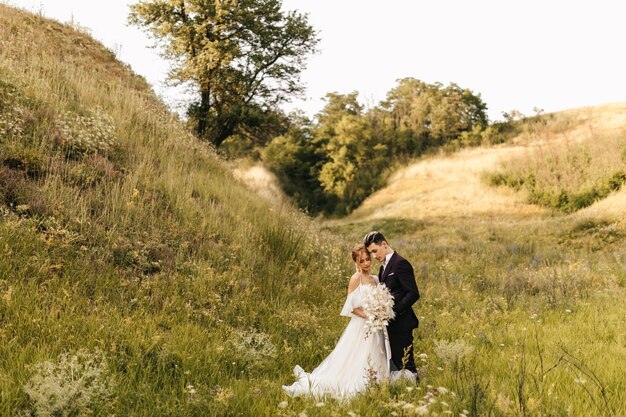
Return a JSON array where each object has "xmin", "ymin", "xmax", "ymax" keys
[
  {"xmin": 0, "ymin": 5, "xmax": 348, "ymax": 416},
  {"xmin": 2, "ymin": 5, "xmax": 625, "ymax": 417},
  {"xmin": 349, "ymin": 102, "xmax": 626, "ymax": 224},
  {"xmin": 322, "ymin": 103, "xmax": 626, "ymax": 416}
]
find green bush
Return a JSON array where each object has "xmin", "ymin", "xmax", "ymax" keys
[{"xmin": 0, "ymin": 141, "xmax": 47, "ymax": 178}]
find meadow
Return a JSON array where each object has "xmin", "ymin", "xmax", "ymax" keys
[{"xmin": 1, "ymin": 5, "xmax": 625, "ymax": 416}]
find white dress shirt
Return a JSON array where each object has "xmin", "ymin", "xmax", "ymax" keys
[{"xmin": 382, "ymin": 251, "xmax": 395, "ymax": 274}]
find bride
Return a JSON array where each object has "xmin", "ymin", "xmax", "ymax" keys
[{"xmin": 282, "ymin": 244, "xmax": 391, "ymax": 399}]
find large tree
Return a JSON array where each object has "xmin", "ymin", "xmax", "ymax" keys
[{"xmin": 129, "ymin": 0, "xmax": 318, "ymax": 147}]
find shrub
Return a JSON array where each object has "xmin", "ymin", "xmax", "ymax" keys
[
  {"xmin": 22, "ymin": 349, "xmax": 113, "ymax": 417},
  {"xmin": 67, "ymin": 154, "xmax": 117, "ymax": 188},
  {"xmin": 488, "ymin": 133, "xmax": 626, "ymax": 212},
  {"xmin": 55, "ymin": 107, "xmax": 116, "ymax": 156},
  {"xmin": 0, "ymin": 141, "xmax": 46, "ymax": 178},
  {"xmin": 434, "ymin": 338, "xmax": 474, "ymax": 367}
]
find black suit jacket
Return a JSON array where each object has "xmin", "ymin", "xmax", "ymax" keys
[{"xmin": 379, "ymin": 252, "xmax": 420, "ymax": 331}]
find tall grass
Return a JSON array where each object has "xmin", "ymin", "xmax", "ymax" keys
[
  {"xmin": 488, "ymin": 129, "xmax": 626, "ymax": 212},
  {"xmin": 1, "ymin": 4, "xmax": 625, "ymax": 417},
  {"xmin": 0, "ymin": 5, "xmax": 348, "ymax": 416},
  {"xmin": 322, "ymin": 215, "xmax": 626, "ymax": 417}
]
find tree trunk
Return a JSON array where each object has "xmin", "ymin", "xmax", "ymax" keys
[
  {"xmin": 196, "ymin": 89, "xmax": 211, "ymax": 138},
  {"xmin": 211, "ymin": 118, "xmax": 237, "ymax": 148}
]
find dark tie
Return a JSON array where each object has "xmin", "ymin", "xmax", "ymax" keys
[{"xmin": 378, "ymin": 265, "xmax": 384, "ymax": 280}]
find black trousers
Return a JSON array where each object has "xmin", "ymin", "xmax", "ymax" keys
[{"xmin": 388, "ymin": 327, "xmax": 417, "ymax": 373}]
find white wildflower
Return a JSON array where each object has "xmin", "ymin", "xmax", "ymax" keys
[
  {"xmin": 277, "ymin": 401, "xmax": 288, "ymax": 409},
  {"xmin": 415, "ymin": 405, "xmax": 429, "ymax": 415},
  {"xmin": 22, "ymin": 349, "xmax": 112, "ymax": 417},
  {"xmin": 434, "ymin": 339, "xmax": 474, "ymax": 365}
]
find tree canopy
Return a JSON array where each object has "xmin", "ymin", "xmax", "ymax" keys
[
  {"xmin": 129, "ymin": 0, "xmax": 319, "ymax": 147},
  {"xmin": 263, "ymin": 81, "xmax": 491, "ymax": 215}
]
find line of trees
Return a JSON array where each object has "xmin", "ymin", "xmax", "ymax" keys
[
  {"xmin": 263, "ymin": 79, "xmax": 496, "ymax": 215},
  {"xmin": 130, "ymin": 1, "xmax": 501, "ymax": 215}
]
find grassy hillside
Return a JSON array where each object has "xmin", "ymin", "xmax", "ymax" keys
[
  {"xmin": 0, "ymin": 5, "xmax": 350, "ymax": 416},
  {"xmin": 323, "ymin": 105, "xmax": 626, "ymax": 415},
  {"xmin": 2, "ymin": 4, "xmax": 625, "ymax": 417},
  {"xmin": 488, "ymin": 104, "xmax": 626, "ymax": 213}
]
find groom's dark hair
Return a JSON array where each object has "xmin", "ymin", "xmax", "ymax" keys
[{"xmin": 364, "ymin": 231, "xmax": 386, "ymax": 247}]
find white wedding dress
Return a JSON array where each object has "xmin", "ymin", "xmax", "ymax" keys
[{"xmin": 282, "ymin": 276, "xmax": 391, "ymax": 400}]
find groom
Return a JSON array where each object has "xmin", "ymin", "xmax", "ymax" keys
[{"xmin": 364, "ymin": 231, "xmax": 420, "ymax": 374}]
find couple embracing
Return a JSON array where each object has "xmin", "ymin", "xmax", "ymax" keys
[{"xmin": 283, "ymin": 231, "xmax": 420, "ymax": 399}]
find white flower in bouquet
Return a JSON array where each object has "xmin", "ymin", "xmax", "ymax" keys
[{"xmin": 361, "ymin": 284, "xmax": 395, "ymax": 338}]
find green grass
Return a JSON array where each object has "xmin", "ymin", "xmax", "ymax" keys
[
  {"xmin": 1, "ymin": 4, "xmax": 626, "ymax": 417},
  {"xmin": 487, "ymin": 130, "xmax": 626, "ymax": 213}
]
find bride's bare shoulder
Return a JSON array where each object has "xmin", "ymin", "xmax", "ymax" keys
[{"xmin": 347, "ymin": 273, "xmax": 361, "ymax": 292}]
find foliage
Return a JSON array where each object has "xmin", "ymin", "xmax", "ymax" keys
[
  {"xmin": 129, "ymin": 0, "xmax": 318, "ymax": 147},
  {"xmin": 2, "ymin": 5, "xmax": 626, "ymax": 417},
  {"xmin": 377, "ymin": 78, "xmax": 489, "ymax": 153},
  {"xmin": 55, "ymin": 107, "xmax": 117, "ymax": 156},
  {"xmin": 22, "ymin": 350, "xmax": 113, "ymax": 417},
  {"xmin": 488, "ymin": 133, "xmax": 626, "ymax": 212},
  {"xmin": 263, "ymin": 83, "xmax": 489, "ymax": 215},
  {"xmin": 261, "ymin": 111, "xmax": 331, "ymax": 213}
]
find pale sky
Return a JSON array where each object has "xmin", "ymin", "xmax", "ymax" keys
[{"xmin": 6, "ymin": 0, "xmax": 626, "ymax": 121}]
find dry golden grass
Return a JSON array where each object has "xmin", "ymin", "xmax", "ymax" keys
[
  {"xmin": 349, "ymin": 103, "xmax": 626, "ymax": 227},
  {"xmin": 232, "ymin": 163, "xmax": 291, "ymax": 206},
  {"xmin": 574, "ymin": 187, "xmax": 626, "ymax": 225}
]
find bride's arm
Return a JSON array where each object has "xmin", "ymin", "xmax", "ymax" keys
[
  {"xmin": 347, "ymin": 273, "xmax": 368, "ymax": 319},
  {"xmin": 352, "ymin": 306, "xmax": 367, "ymax": 319}
]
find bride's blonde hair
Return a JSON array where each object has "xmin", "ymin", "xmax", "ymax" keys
[{"xmin": 351, "ymin": 244, "xmax": 370, "ymax": 273}]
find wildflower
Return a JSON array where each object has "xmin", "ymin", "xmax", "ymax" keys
[
  {"xmin": 315, "ymin": 402, "xmax": 325, "ymax": 407},
  {"xmin": 437, "ymin": 386, "xmax": 449, "ymax": 394},
  {"xmin": 23, "ymin": 349, "xmax": 112, "ymax": 417},
  {"xmin": 406, "ymin": 386, "xmax": 415, "ymax": 392},
  {"xmin": 434, "ymin": 339, "xmax": 474, "ymax": 364},
  {"xmin": 415, "ymin": 405, "xmax": 429, "ymax": 415},
  {"xmin": 186, "ymin": 384, "xmax": 196, "ymax": 395},
  {"xmin": 277, "ymin": 401, "xmax": 288, "ymax": 409}
]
